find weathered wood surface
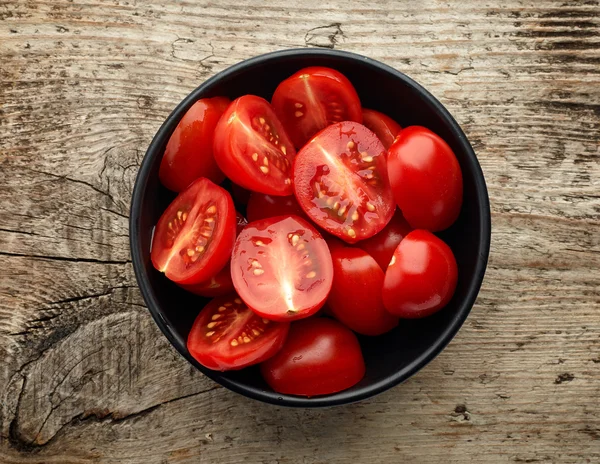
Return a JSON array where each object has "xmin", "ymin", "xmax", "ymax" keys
[{"xmin": 1, "ymin": 0, "xmax": 599, "ymax": 462}]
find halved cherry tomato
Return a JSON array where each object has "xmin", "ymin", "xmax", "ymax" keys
[
  {"xmin": 382, "ymin": 230, "xmax": 458, "ymax": 318},
  {"xmin": 260, "ymin": 317, "xmax": 365, "ymax": 396},
  {"xmin": 187, "ymin": 294, "xmax": 290, "ymax": 371},
  {"xmin": 213, "ymin": 95, "xmax": 296, "ymax": 196},
  {"xmin": 231, "ymin": 215, "xmax": 333, "ymax": 321},
  {"xmin": 387, "ymin": 126, "xmax": 463, "ymax": 232},
  {"xmin": 356, "ymin": 210, "xmax": 412, "ymax": 270},
  {"xmin": 159, "ymin": 97, "xmax": 230, "ymax": 191},
  {"xmin": 328, "ymin": 247, "xmax": 398, "ymax": 336},
  {"xmin": 246, "ymin": 192, "xmax": 307, "ymax": 222},
  {"xmin": 293, "ymin": 121, "xmax": 395, "ymax": 243},
  {"xmin": 272, "ymin": 66, "xmax": 362, "ymax": 148},
  {"xmin": 362, "ymin": 108, "xmax": 402, "ymax": 150},
  {"xmin": 151, "ymin": 178, "xmax": 236, "ymax": 284},
  {"xmin": 181, "ymin": 212, "xmax": 247, "ymax": 297}
]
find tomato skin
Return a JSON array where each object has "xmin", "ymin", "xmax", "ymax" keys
[
  {"xmin": 387, "ymin": 126, "xmax": 463, "ymax": 232},
  {"xmin": 246, "ymin": 192, "xmax": 307, "ymax": 222},
  {"xmin": 293, "ymin": 121, "xmax": 395, "ymax": 243},
  {"xmin": 361, "ymin": 108, "xmax": 402, "ymax": 150},
  {"xmin": 187, "ymin": 294, "xmax": 290, "ymax": 371},
  {"xmin": 231, "ymin": 215, "xmax": 333, "ymax": 322},
  {"xmin": 213, "ymin": 95, "xmax": 296, "ymax": 196},
  {"xmin": 272, "ymin": 66, "xmax": 362, "ymax": 148},
  {"xmin": 356, "ymin": 210, "xmax": 412, "ymax": 270},
  {"xmin": 260, "ymin": 318, "xmax": 365, "ymax": 396},
  {"xmin": 328, "ymin": 247, "xmax": 398, "ymax": 336},
  {"xmin": 382, "ymin": 230, "xmax": 458, "ymax": 318},
  {"xmin": 159, "ymin": 97, "xmax": 230, "ymax": 191},
  {"xmin": 151, "ymin": 178, "xmax": 236, "ymax": 285}
]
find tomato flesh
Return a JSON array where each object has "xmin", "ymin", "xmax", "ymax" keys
[
  {"xmin": 246, "ymin": 192, "xmax": 307, "ymax": 223},
  {"xmin": 272, "ymin": 67, "xmax": 362, "ymax": 149},
  {"xmin": 187, "ymin": 294, "xmax": 290, "ymax": 371},
  {"xmin": 356, "ymin": 209, "xmax": 412, "ymax": 270},
  {"xmin": 293, "ymin": 121, "xmax": 395, "ymax": 243},
  {"xmin": 387, "ymin": 126, "xmax": 463, "ymax": 232},
  {"xmin": 260, "ymin": 318, "xmax": 365, "ymax": 396},
  {"xmin": 382, "ymin": 230, "xmax": 458, "ymax": 318},
  {"xmin": 328, "ymin": 247, "xmax": 398, "ymax": 336},
  {"xmin": 362, "ymin": 108, "xmax": 402, "ymax": 150},
  {"xmin": 151, "ymin": 178, "xmax": 236, "ymax": 284},
  {"xmin": 231, "ymin": 215, "xmax": 333, "ymax": 321},
  {"xmin": 159, "ymin": 97, "xmax": 230, "ymax": 191},
  {"xmin": 213, "ymin": 95, "xmax": 296, "ymax": 196}
]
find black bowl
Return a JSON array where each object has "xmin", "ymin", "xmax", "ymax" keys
[{"xmin": 130, "ymin": 48, "xmax": 491, "ymax": 407}]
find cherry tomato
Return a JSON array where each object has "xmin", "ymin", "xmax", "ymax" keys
[
  {"xmin": 181, "ymin": 211, "xmax": 247, "ymax": 297},
  {"xmin": 361, "ymin": 108, "xmax": 402, "ymax": 150},
  {"xmin": 260, "ymin": 318, "xmax": 365, "ymax": 396},
  {"xmin": 356, "ymin": 210, "xmax": 412, "ymax": 270},
  {"xmin": 213, "ymin": 95, "xmax": 296, "ymax": 196},
  {"xmin": 187, "ymin": 294, "xmax": 290, "ymax": 371},
  {"xmin": 387, "ymin": 126, "xmax": 463, "ymax": 232},
  {"xmin": 231, "ymin": 215, "xmax": 333, "ymax": 321},
  {"xmin": 181, "ymin": 263, "xmax": 234, "ymax": 297},
  {"xmin": 293, "ymin": 121, "xmax": 395, "ymax": 243},
  {"xmin": 151, "ymin": 178, "xmax": 236, "ymax": 284},
  {"xmin": 382, "ymin": 230, "xmax": 458, "ymax": 318},
  {"xmin": 328, "ymin": 247, "xmax": 398, "ymax": 336},
  {"xmin": 272, "ymin": 66, "xmax": 362, "ymax": 148},
  {"xmin": 246, "ymin": 192, "xmax": 307, "ymax": 222},
  {"xmin": 159, "ymin": 97, "xmax": 230, "ymax": 191}
]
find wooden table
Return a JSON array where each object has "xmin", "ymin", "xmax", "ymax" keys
[{"xmin": 1, "ymin": 1, "xmax": 598, "ymax": 462}]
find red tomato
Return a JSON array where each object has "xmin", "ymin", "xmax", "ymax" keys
[
  {"xmin": 236, "ymin": 211, "xmax": 248, "ymax": 234},
  {"xmin": 213, "ymin": 95, "xmax": 296, "ymax": 196},
  {"xmin": 151, "ymin": 178, "xmax": 236, "ymax": 284},
  {"xmin": 382, "ymin": 230, "xmax": 458, "ymax": 318},
  {"xmin": 328, "ymin": 247, "xmax": 398, "ymax": 336},
  {"xmin": 159, "ymin": 97, "xmax": 230, "ymax": 191},
  {"xmin": 293, "ymin": 121, "xmax": 395, "ymax": 243},
  {"xmin": 246, "ymin": 192, "xmax": 307, "ymax": 222},
  {"xmin": 356, "ymin": 210, "xmax": 412, "ymax": 270},
  {"xmin": 272, "ymin": 66, "xmax": 362, "ymax": 148},
  {"xmin": 181, "ymin": 212, "xmax": 247, "ymax": 297},
  {"xmin": 361, "ymin": 108, "xmax": 402, "ymax": 150},
  {"xmin": 260, "ymin": 318, "xmax": 365, "ymax": 396},
  {"xmin": 387, "ymin": 126, "xmax": 463, "ymax": 232},
  {"xmin": 187, "ymin": 294, "xmax": 290, "ymax": 371},
  {"xmin": 181, "ymin": 263, "xmax": 234, "ymax": 297},
  {"xmin": 231, "ymin": 215, "xmax": 333, "ymax": 321}
]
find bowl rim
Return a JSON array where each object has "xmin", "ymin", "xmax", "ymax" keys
[{"xmin": 129, "ymin": 47, "xmax": 492, "ymax": 407}]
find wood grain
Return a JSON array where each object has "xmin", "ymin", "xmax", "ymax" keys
[{"xmin": 1, "ymin": 0, "xmax": 599, "ymax": 462}]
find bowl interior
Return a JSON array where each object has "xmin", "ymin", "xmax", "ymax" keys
[{"xmin": 130, "ymin": 49, "xmax": 490, "ymax": 407}]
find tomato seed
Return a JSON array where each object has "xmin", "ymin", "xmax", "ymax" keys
[
  {"xmin": 234, "ymin": 298, "xmax": 242, "ymax": 304},
  {"xmin": 206, "ymin": 205, "xmax": 217, "ymax": 214},
  {"xmin": 253, "ymin": 268, "xmax": 265, "ymax": 276},
  {"xmin": 351, "ymin": 211, "xmax": 359, "ymax": 221},
  {"xmin": 218, "ymin": 306, "xmax": 227, "ymax": 312},
  {"xmin": 347, "ymin": 141, "xmax": 355, "ymax": 150},
  {"xmin": 347, "ymin": 228, "xmax": 356, "ymax": 238},
  {"xmin": 211, "ymin": 314, "xmax": 221, "ymax": 320},
  {"xmin": 366, "ymin": 202, "xmax": 375, "ymax": 212},
  {"xmin": 295, "ymin": 111, "xmax": 303, "ymax": 117},
  {"xmin": 230, "ymin": 339, "xmax": 239, "ymax": 347},
  {"xmin": 252, "ymin": 153, "xmax": 259, "ymax": 162},
  {"xmin": 260, "ymin": 166, "xmax": 269, "ymax": 174},
  {"xmin": 306, "ymin": 271, "xmax": 316, "ymax": 278},
  {"xmin": 243, "ymin": 336, "xmax": 251, "ymax": 343}
]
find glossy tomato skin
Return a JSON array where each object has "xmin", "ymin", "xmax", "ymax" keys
[
  {"xmin": 187, "ymin": 294, "xmax": 290, "ymax": 371},
  {"xmin": 387, "ymin": 126, "xmax": 463, "ymax": 232},
  {"xmin": 293, "ymin": 121, "xmax": 395, "ymax": 244},
  {"xmin": 328, "ymin": 247, "xmax": 398, "ymax": 336},
  {"xmin": 151, "ymin": 178, "xmax": 236, "ymax": 285},
  {"xmin": 357, "ymin": 210, "xmax": 412, "ymax": 270},
  {"xmin": 181, "ymin": 263, "xmax": 234, "ymax": 297},
  {"xmin": 260, "ymin": 318, "xmax": 365, "ymax": 396},
  {"xmin": 362, "ymin": 108, "xmax": 402, "ymax": 150},
  {"xmin": 382, "ymin": 230, "xmax": 458, "ymax": 318},
  {"xmin": 246, "ymin": 192, "xmax": 307, "ymax": 222},
  {"xmin": 159, "ymin": 97, "xmax": 230, "ymax": 191},
  {"xmin": 272, "ymin": 66, "xmax": 362, "ymax": 148},
  {"xmin": 231, "ymin": 215, "xmax": 333, "ymax": 322},
  {"xmin": 213, "ymin": 95, "xmax": 296, "ymax": 196}
]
